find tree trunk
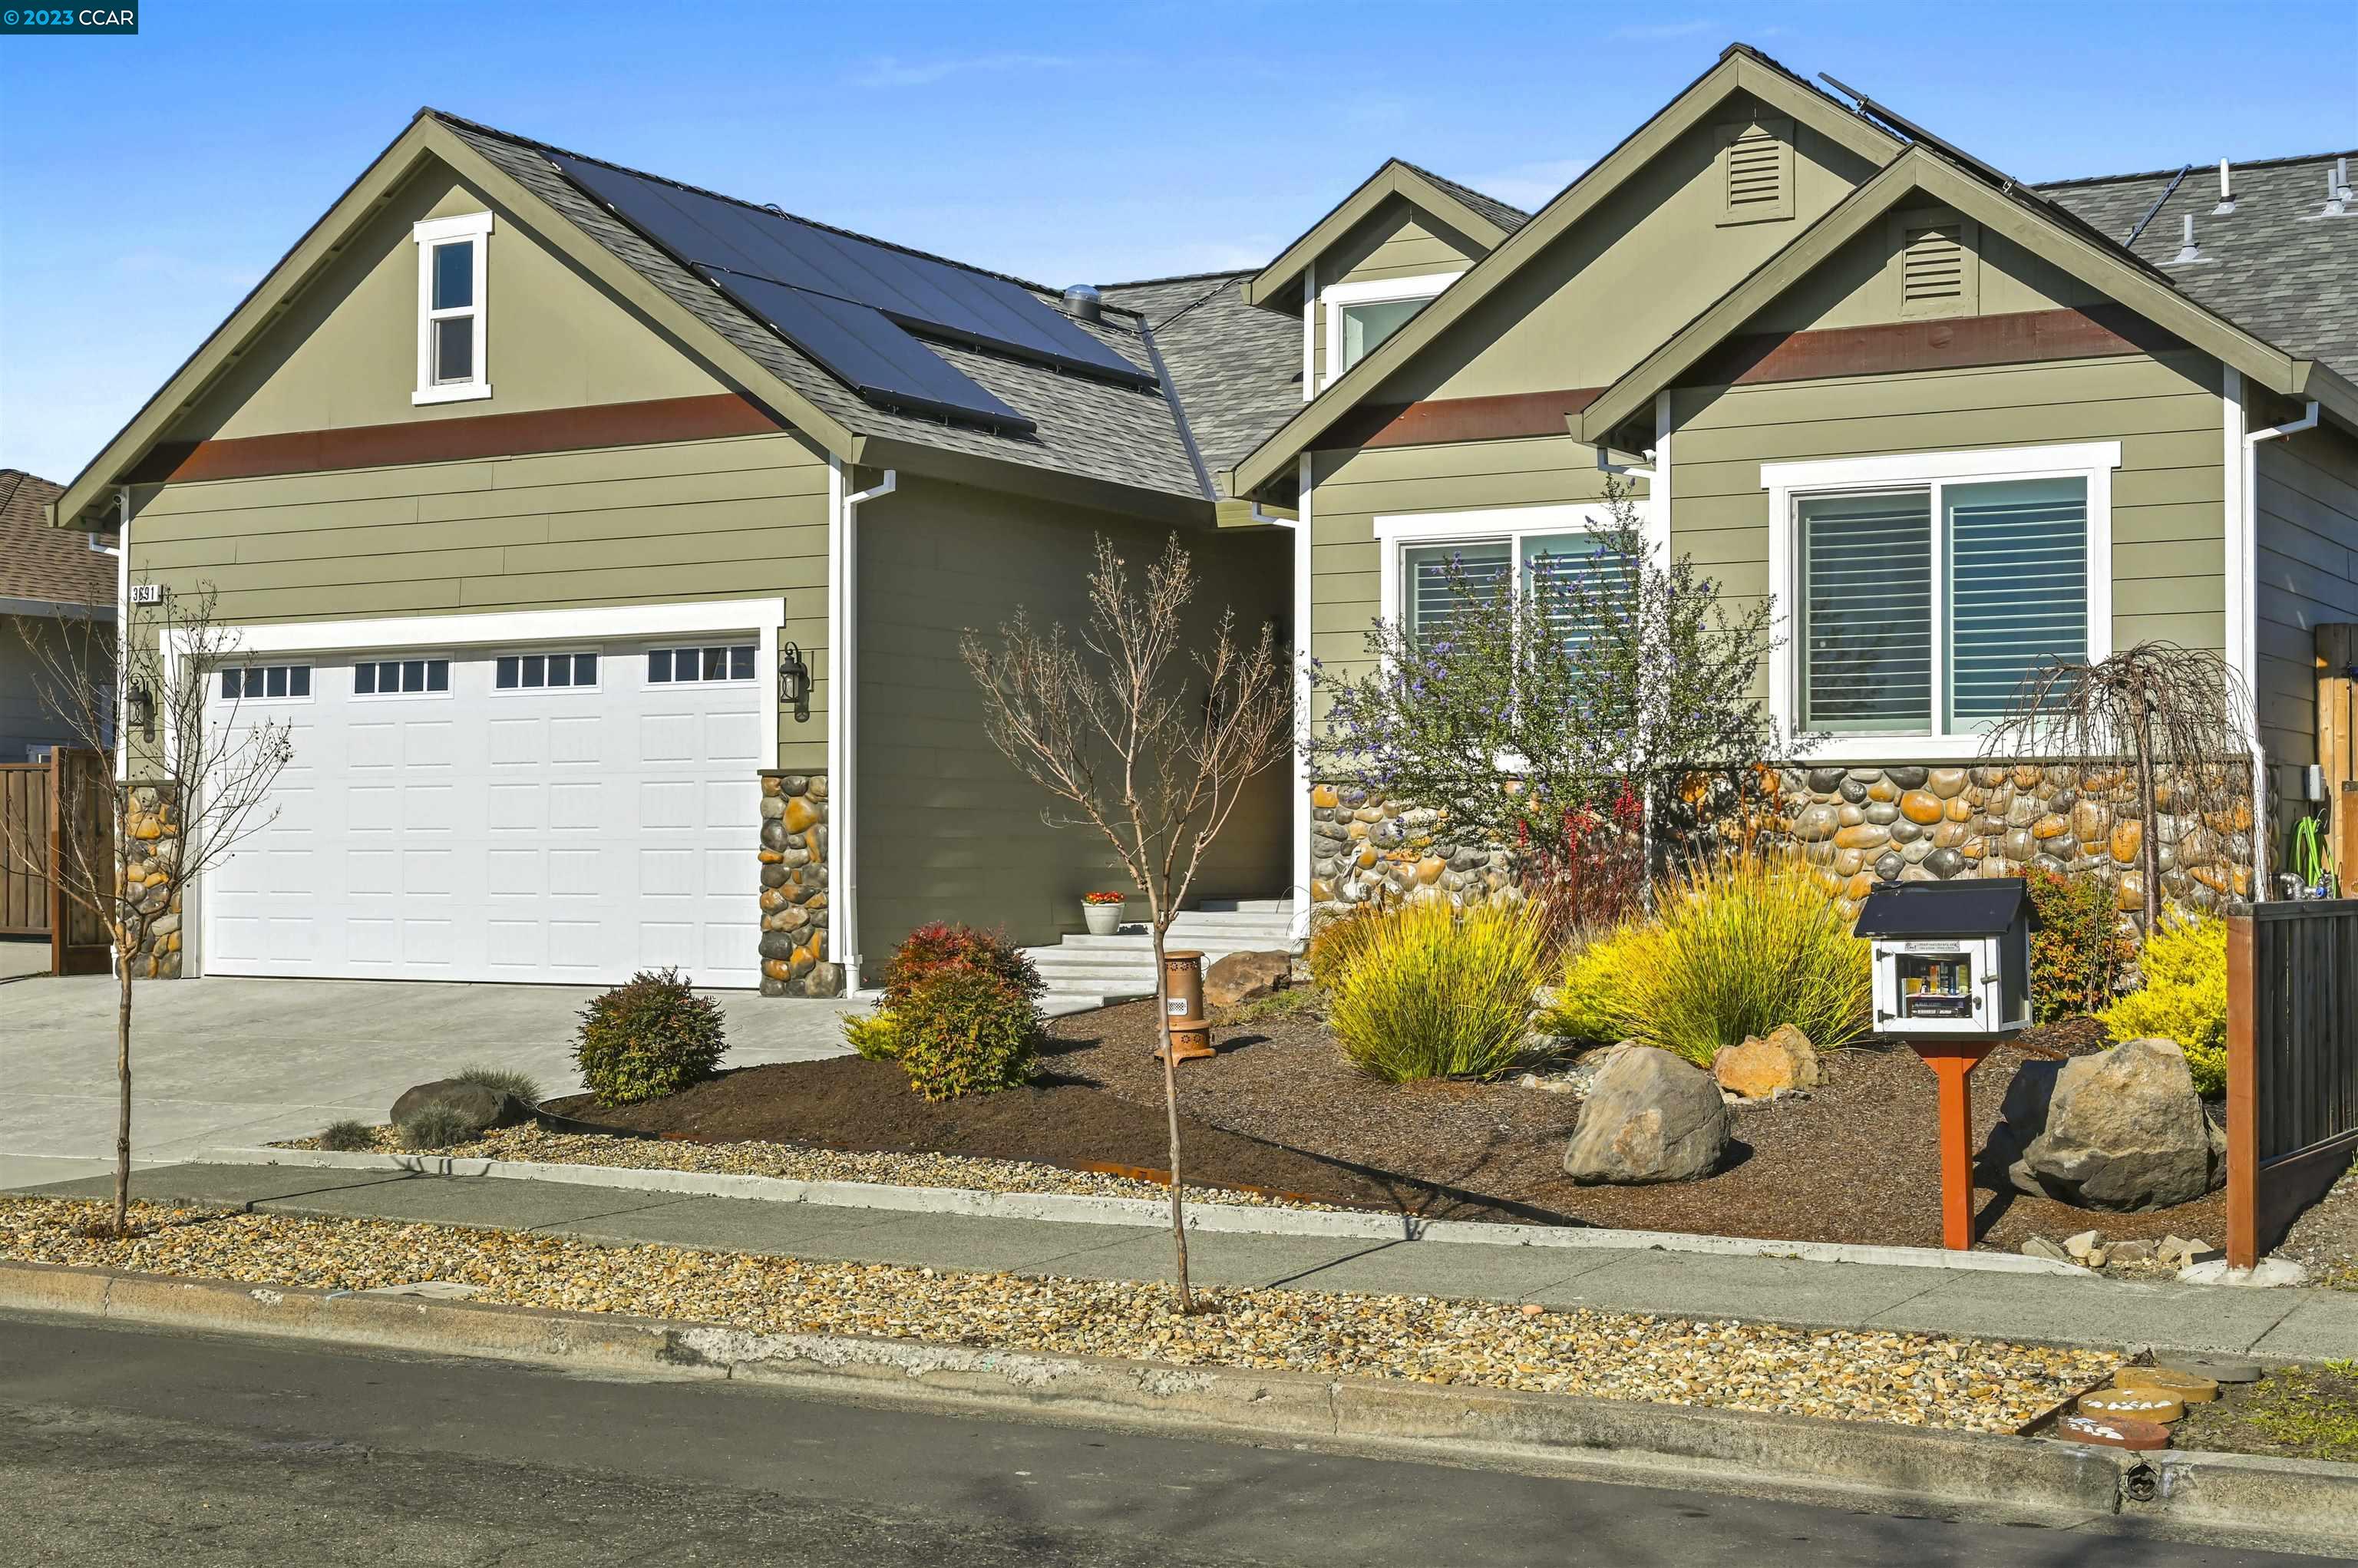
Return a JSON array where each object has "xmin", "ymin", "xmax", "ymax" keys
[
  {"xmin": 1148, "ymin": 921, "xmax": 1194, "ymax": 1312},
  {"xmin": 114, "ymin": 948, "xmax": 134, "ymax": 1235},
  {"xmin": 2135, "ymin": 700, "xmax": 2161, "ymax": 934}
]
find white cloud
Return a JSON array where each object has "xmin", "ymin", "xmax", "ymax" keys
[
  {"xmin": 850, "ymin": 53, "xmax": 1076, "ymax": 89},
  {"xmin": 1466, "ymin": 157, "xmax": 1594, "ymax": 213},
  {"xmin": 1609, "ymin": 19, "xmax": 1717, "ymax": 41}
]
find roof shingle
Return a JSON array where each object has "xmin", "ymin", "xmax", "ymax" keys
[{"xmin": 1, "ymin": 470, "xmax": 114, "ymax": 609}]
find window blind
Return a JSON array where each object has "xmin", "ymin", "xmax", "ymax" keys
[
  {"xmin": 1522, "ymin": 532, "xmax": 1626, "ymax": 655},
  {"xmin": 1801, "ymin": 491, "xmax": 1933, "ymax": 731},
  {"xmin": 1402, "ymin": 541, "xmax": 1511, "ymax": 640},
  {"xmin": 1946, "ymin": 477, "xmax": 2087, "ymax": 725}
]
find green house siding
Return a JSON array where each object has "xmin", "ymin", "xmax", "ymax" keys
[
  {"xmin": 2255, "ymin": 427, "xmax": 2358, "ymax": 767},
  {"xmin": 127, "ymin": 428, "xmax": 834, "ymax": 770},
  {"xmin": 856, "ymin": 475, "xmax": 1291, "ymax": 960},
  {"xmin": 1309, "ymin": 196, "xmax": 1488, "ymax": 390}
]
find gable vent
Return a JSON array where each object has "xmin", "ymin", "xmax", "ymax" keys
[
  {"xmin": 1901, "ymin": 223, "xmax": 1967, "ymax": 305},
  {"xmin": 1726, "ymin": 126, "xmax": 1785, "ymax": 213}
]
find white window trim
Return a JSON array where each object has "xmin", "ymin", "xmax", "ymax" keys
[
  {"xmin": 1322, "ymin": 270, "xmax": 1461, "ymax": 389},
  {"xmin": 1374, "ymin": 503, "xmax": 1617, "ymax": 634},
  {"xmin": 412, "ymin": 211, "xmax": 493, "ymax": 405},
  {"xmin": 1762, "ymin": 441, "xmax": 2120, "ymax": 764}
]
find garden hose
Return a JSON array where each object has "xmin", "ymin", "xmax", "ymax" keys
[{"xmin": 2290, "ymin": 814, "xmax": 2339, "ymax": 898}]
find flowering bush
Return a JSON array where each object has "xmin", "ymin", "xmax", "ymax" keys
[
  {"xmin": 1082, "ymin": 890, "xmax": 1128, "ymax": 906},
  {"xmin": 2100, "ymin": 916, "xmax": 2228, "ymax": 1097}
]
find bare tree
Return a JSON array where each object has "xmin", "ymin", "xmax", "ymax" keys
[
  {"xmin": 1979, "ymin": 642, "xmax": 2251, "ymax": 928},
  {"xmin": 962, "ymin": 534, "xmax": 1291, "ymax": 1309},
  {"xmin": 3, "ymin": 581, "xmax": 292, "ymax": 1235}
]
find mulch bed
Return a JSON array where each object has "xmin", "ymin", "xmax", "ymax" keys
[{"xmin": 547, "ymin": 999, "xmax": 2228, "ymax": 1253}]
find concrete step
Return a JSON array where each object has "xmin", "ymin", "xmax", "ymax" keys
[{"xmin": 1020, "ymin": 901, "xmax": 1297, "ymax": 1005}]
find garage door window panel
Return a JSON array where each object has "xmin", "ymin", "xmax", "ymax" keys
[
  {"xmin": 220, "ymin": 664, "xmax": 312, "ymax": 701},
  {"xmin": 647, "ymin": 644, "xmax": 757, "ymax": 684},
  {"xmin": 496, "ymin": 652, "xmax": 600, "ymax": 692},
  {"xmin": 355, "ymin": 658, "xmax": 451, "ymax": 696}
]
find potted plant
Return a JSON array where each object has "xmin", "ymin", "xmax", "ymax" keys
[{"xmin": 1082, "ymin": 890, "xmax": 1128, "ymax": 936}]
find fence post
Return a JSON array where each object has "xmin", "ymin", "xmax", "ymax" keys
[{"xmin": 2225, "ymin": 908, "xmax": 2259, "ymax": 1270}]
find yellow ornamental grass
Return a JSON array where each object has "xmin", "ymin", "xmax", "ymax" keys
[
  {"xmin": 1546, "ymin": 851, "xmax": 1871, "ymax": 1066},
  {"xmin": 2099, "ymin": 915, "xmax": 2228, "ymax": 1098},
  {"xmin": 1327, "ymin": 900, "xmax": 1552, "ymax": 1082}
]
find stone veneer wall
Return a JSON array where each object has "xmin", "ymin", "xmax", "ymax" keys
[
  {"xmin": 124, "ymin": 782, "xmax": 183, "ymax": 978},
  {"xmin": 758, "ymin": 771, "xmax": 842, "ymax": 997},
  {"xmin": 1308, "ymin": 761, "xmax": 2251, "ymax": 928}
]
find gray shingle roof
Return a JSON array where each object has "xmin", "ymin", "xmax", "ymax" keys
[
  {"xmin": 2039, "ymin": 151, "xmax": 2358, "ymax": 379},
  {"xmin": 1101, "ymin": 273, "xmax": 1304, "ymax": 480},
  {"xmin": 440, "ymin": 114, "xmax": 1208, "ymax": 503},
  {"xmin": 1, "ymin": 470, "xmax": 114, "ymax": 609},
  {"xmin": 1396, "ymin": 160, "xmax": 1531, "ymax": 235}
]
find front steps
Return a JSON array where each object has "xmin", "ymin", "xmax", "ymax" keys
[{"xmin": 1020, "ymin": 899, "xmax": 1296, "ymax": 1012}]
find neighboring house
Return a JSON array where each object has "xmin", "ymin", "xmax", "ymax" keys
[
  {"xmin": 44, "ymin": 40, "xmax": 2358, "ymax": 995},
  {"xmin": 2, "ymin": 469, "xmax": 115, "ymax": 761}
]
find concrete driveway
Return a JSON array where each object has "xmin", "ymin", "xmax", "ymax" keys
[{"xmin": 0, "ymin": 973, "xmax": 855, "ymax": 1186}]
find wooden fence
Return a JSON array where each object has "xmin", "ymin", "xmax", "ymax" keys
[
  {"xmin": 0, "ymin": 748, "xmax": 115, "ymax": 975},
  {"xmin": 2227, "ymin": 897, "xmax": 2358, "ymax": 1266}
]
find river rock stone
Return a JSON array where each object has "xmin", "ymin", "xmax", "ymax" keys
[
  {"xmin": 1203, "ymin": 949, "xmax": 1293, "ymax": 1009},
  {"xmin": 1564, "ymin": 1045, "xmax": 1730, "ymax": 1184},
  {"xmin": 1979, "ymin": 1038, "xmax": 2226, "ymax": 1210}
]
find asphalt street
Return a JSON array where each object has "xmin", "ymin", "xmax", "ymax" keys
[{"xmin": 0, "ymin": 1312, "xmax": 2322, "ymax": 1567}]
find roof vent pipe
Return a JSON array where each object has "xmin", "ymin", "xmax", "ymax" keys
[
  {"xmin": 2214, "ymin": 159, "xmax": 2236, "ymax": 215},
  {"xmin": 1062, "ymin": 284, "xmax": 1103, "ymax": 322},
  {"xmin": 2325, "ymin": 167, "xmax": 2348, "ymax": 218},
  {"xmin": 2169, "ymin": 213, "xmax": 2202, "ymax": 265}
]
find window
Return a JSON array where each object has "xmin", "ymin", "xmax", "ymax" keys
[
  {"xmin": 1765, "ymin": 443, "xmax": 2118, "ymax": 758},
  {"xmin": 354, "ymin": 657, "xmax": 451, "ymax": 696},
  {"xmin": 1716, "ymin": 116, "xmax": 1795, "ymax": 226},
  {"xmin": 1321, "ymin": 271, "xmax": 1461, "ymax": 386},
  {"xmin": 220, "ymin": 664, "xmax": 312, "ymax": 701},
  {"xmin": 412, "ymin": 212, "xmax": 492, "ymax": 404},
  {"xmin": 495, "ymin": 652, "xmax": 599, "ymax": 691},
  {"xmin": 1379, "ymin": 507, "xmax": 1628, "ymax": 653},
  {"xmin": 646, "ymin": 644, "xmax": 756, "ymax": 683}
]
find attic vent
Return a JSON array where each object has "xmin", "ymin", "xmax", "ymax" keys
[
  {"xmin": 1715, "ymin": 116, "xmax": 1794, "ymax": 226},
  {"xmin": 1891, "ymin": 210, "xmax": 1979, "ymax": 319}
]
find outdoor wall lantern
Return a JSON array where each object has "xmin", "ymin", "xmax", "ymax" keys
[
  {"xmin": 128, "ymin": 682, "xmax": 155, "ymax": 743},
  {"xmin": 778, "ymin": 641, "xmax": 811, "ymax": 722},
  {"xmin": 1853, "ymin": 878, "xmax": 2033, "ymax": 1252}
]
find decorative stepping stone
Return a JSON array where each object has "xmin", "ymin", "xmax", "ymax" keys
[
  {"xmin": 2079, "ymin": 1388, "xmax": 2186, "ymax": 1423},
  {"xmin": 2056, "ymin": 1412, "xmax": 2171, "ymax": 1451},
  {"xmin": 2116, "ymin": 1367, "xmax": 2219, "ymax": 1402},
  {"xmin": 2156, "ymin": 1354, "xmax": 2262, "ymax": 1384}
]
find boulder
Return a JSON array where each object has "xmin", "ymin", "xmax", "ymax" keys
[
  {"xmin": 1204, "ymin": 949, "xmax": 1293, "ymax": 1009},
  {"xmin": 390, "ymin": 1079, "xmax": 533, "ymax": 1135},
  {"xmin": 1711, "ymin": 1024, "xmax": 1821, "ymax": 1099},
  {"xmin": 1564, "ymin": 1045, "xmax": 1729, "ymax": 1185},
  {"xmin": 1978, "ymin": 1038, "xmax": 2225, "ymax": 1211}
]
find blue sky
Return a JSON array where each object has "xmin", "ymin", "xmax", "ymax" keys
[{"xmin": 3, "ymin": 0, "xmax": 2352, "ymax": 484}]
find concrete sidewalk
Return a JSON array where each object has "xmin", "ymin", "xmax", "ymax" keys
[{"xmin": 12, "ymin": 1160, "xmax": 2356, "ymax": 1362}]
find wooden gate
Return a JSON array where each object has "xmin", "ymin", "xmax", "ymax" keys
[
  {"xmin": 2226, "ymin": 898, "xmax": 2358, "ymax": 1266},
  {"xmin": 0, "ymin": 748, "xmax": 114, "ymax": 975},
  {"xmin": 2320, "ymin": 623, "xmax": 2357, "ymax": 890}
]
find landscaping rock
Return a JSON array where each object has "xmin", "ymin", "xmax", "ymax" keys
[
  {"xmin": 1203, "ymin": 949, "xmax": 1293, "ymax": 1009},
  {"xmin": 1564, "ymin": 1045, "xmax": 1729, "ymax": 1185},
  {"xmin": 2062, "ymin": 1229, "xmax": 2105, "ymax": 1261},
  {"xmin": 2107, "ymin": 1239, "xmax": 2156, "ymax": 1266},
  {"xmin": 1978, "ymin": 1038, "xmax": 2226, "ymax": 1211},
  {"xmin": 2020, "ymin": 1236, "xmax": 2070, "ymax": 1262},
  {"xmin": 1710, "ymin": 1024, "xmax": 1820, "ymax": 1100},
  {"xmin": 390, "ymin": 1079, "xmax": 533, "ymax": 1135}
]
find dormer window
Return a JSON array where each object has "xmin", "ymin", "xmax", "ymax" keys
[
  {"xmin": 1321, "ymin": 270, "xmax": 1461, "ymax": 388},
  {"xmin": 412, "ymin": 212, "xmax": 493, "ymax": 404}
]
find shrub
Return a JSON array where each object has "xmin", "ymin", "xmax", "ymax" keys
[
  {"xmin": 453, "ymin": 1063, "xmax": 543, "ymax": 1106},
  {"xmin": 1327, "ymin": 900, "xmax": 1551, "ymax": 1082},
  {"xmin": 2024, "ymin": 869, "xmax": 2135, "ymax": 1023},
  {"xmin": 1544, "ymin": 850, "xmax": 1869, "ymax": 1065},
  {"xmin": 397, "ymin": 1104, "xmax": 474, "ymax": 1150},
  {"xmin": 319, "ymin": 1118, "xmax": 377, "ymax": 1152},
  {"xmin": 842, "ymin": 1010, "xmax": 900, "ymax": 1061},
  {"xmin": 895, "ymin": 967, "xmax": 1041, "ymax": 1101},
  {"xmin": 1306, "ymin": 905, "xmax": 1388, "ymax": 990},
  {"xmin": 573, "ymin": 967, "xmax": 728, "ymax": 1107},
  {"xmin": 2100, "ymin": 915, "xmax": 2228, "ymax": 1096},
  {"xmin": 881, "ymin": 921, "xmax": 1044, "ymax": 1010}
]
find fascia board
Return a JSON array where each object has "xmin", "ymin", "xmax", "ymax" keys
[{"xmin": 1242, "ymin": 162, "xmax": 1511, "ymax": 309}]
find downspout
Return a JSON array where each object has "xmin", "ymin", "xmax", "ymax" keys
[
  {"xmin": 827, "ymin": 457, "xmax": 895, "ymax": 995},
  {"xmin": 1283, "ymin": 456, "xmax": 1315, "ymax": 939},
  {"xmin": 2238, "ymin": 392, "xmax": 2322, "ymax": 899}
]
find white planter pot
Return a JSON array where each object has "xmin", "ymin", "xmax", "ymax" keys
[{"xmin": 1082, "ymin": 902, "xmax": 1125, "ymax": 936}]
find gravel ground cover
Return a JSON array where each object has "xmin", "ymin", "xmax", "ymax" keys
[
  {"xmin": 2272, "ymin": 1164, "xmax": 2358, "ymax": 1290},
  {"xmin": 2172, "ymin": 1362, "xmax": 2358, "ymax": 1461},
  {"xmin": 275, "ymin": 1125, "xmax": 1337, "ymax": 1212},
  {"xmin": 0, "ymin": 1194, "xmax": 2115, "ymax": 1433},
  {"xmin": 1053, "ymin": 1002, "xmax": 2228, "ymax": 1252}
]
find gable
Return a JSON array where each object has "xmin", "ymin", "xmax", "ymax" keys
[{"xmin": 166, "ymin": 157, "xmax": 727, "ymax": 448}]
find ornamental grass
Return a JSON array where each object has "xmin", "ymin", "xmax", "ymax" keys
[{"xmin": 1327, "ymin": 899, "xmax": 1551, "ymax": 1082}]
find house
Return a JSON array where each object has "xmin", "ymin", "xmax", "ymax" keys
[
  {"xmin": 2, "ymin": 469, "xmax": 115, "ymax": 761},
  {"xmin": 45, "ymin": 41, "xmax": 2358, "ymax": 997}
]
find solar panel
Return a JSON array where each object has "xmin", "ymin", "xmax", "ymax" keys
[{"xmin": 550, "ymin": 153, "xmax": 1156, "ymax": 427}]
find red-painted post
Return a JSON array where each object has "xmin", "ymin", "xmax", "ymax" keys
[{"xmin": 1911, "ymin": 1041, "xmax": 1998, "ymax": 1250}]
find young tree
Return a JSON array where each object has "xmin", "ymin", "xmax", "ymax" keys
[
  {"xmin": 3, "ymin": 582, "xmax": 293, "ymax": 1236},
  {"xmin": 1307, "ymin": 480, "xmax": 1788, "ymax": 888},
  {"xmin": 962, "ymin": 534, "xmax": 1291, "ymax": 1310},
  {"xmin": 1979, "ymin": 642, "xmax": 2252, "ymax": 928}
]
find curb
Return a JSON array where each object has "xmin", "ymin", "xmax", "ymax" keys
[
  {"xmin": 4, "ymin": 1258, "xmax": 2351, "ymax": 1555},
  {"xmin": 203, "ymin": 1147, "xmax": 2087, "ymax": 1277}
]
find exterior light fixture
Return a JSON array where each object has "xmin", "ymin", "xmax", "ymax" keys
[
  {"xmin": 129, "ymin": 682, "xmax": 156, "ymax": 743},
  {"xmin": 778, "ymin": 641, "xmax": 811, "ymax": 721}
]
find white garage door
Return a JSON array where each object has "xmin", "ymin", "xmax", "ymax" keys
[{"xmin": 203, "ymin": 638, "xmax": 762, "ymax": 988}]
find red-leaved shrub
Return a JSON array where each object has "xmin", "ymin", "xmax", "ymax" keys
[{"xmin": 881, "ymin": 922, "xmax": 1044, "ymax": 1010}]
